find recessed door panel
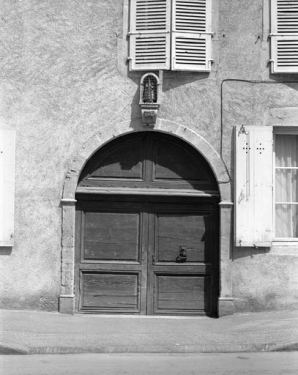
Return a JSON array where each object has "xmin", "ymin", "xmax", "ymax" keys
[
  {"xmin": 156, "ymin": 213, "xmax": 210, "ymax": 263},
  {"xmin": 155, "ymin": 274, "xmax": 211, "ymax": 312},
  {"xmin": 153, "ymin": 138, "xmax": 209, "ymax": 182},
  {"xmin": 83, "ymin": 211, "xmax": 140, "ymax": 261},
  {"xmin": 89, "ymin": 139, "xmax": 144, "ymax": 179},
  {"xmin": 80, "ymin": 272, "xmax": 140, "ymax": 312}
]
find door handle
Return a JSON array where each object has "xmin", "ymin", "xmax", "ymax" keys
[{"xmin": 176, "ymin": 246, "xmax": 187, "ymax": 263}]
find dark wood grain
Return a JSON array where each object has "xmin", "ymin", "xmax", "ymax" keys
[
  {"xmin": 83, "ymin": 212, "xmax": 140, "ymax": 261},
  {"xmin": 81, "ymin": 272, "xmax": 139, "ymax": 311},
  {"xmin": 90, "ymin": 138, "xmax": 144, "ymax": 180},
  {"xmin": 156, "ymin": 213, "xmax": 208, "ymax": 263},
  {"xmin": 156, "ymin": 275, "xmax": 209, "ymax": 311},
  {"xmin": 153, "ymin": 137, "xmax": 209, "ymax": 181}
]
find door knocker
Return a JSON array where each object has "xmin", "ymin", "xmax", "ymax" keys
[{"xmin": 176, "ymin": 246, "xmax": 187, "ymax": 263}]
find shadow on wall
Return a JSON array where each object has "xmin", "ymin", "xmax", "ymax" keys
[
  {"xmin": 233, "ymin": 246, "xmax": 270, "ymax": 260},
  {"xmin": 0, "ymin": 247, "xmax": 12, "ymax": 255},
  {"xmin": 127, "ymin": 70, "xmax": 211, "ymax": 124},
  {"xmin": 162, "ymin": 71, "xmax": 210, "ymax": 91}
]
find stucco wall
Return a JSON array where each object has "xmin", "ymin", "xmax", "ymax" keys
[
  {"xmin": 223, "ymin": 80, "xmax": 298, "ymax": 312},
  {"xmin": 0, "ymin": 0, "xmax": 298, "ymax": 313},
  {"xmin": 233, "ymin": 247, "xmax": 298, "ymax": 312}
]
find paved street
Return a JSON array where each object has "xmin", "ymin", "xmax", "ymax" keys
[
  {"xmin": 2, "ymin": 310, "xmax": 298, "ymax": 355},
  {"xmin": 2, "ymin": 353, "xmax": 298, "ymax": 375}
]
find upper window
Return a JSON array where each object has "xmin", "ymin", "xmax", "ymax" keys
[
  {"xmin": 270, "ymin": 0, "xmax": 298, "ymax": 73},
  {"xmin": 274, "ymin": 132, "xmax": 298, "ymax": 238},
  {"xmin": 128, "ymin": 0, "xmax": 212, "ymax": 72}
]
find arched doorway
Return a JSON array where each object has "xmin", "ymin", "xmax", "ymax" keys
[{"xmin": 75, "ymin": 131, "xmax": 220, "ymax": 316}]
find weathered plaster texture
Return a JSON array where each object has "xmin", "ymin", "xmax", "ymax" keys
[
  {"xmin": 222, "ymin": 81, "xmax": 298, "ymax": 173},
  {"xmin": 218, "ymin": 0, "xmax": 264, "ymax": 80},
  {"xmin": 233, "ymin": 249, "xmax": 298, "ymax": 312},
  {"xmin": 222, "ymin": 80, "xmax": 298, "ymax": 312},
  {"xmin": 0, "ymin": 0, "xmax": 132, "ymax": 310},
  {"xmin": 160, "ymin": 77, "xmax": 221, "ymax": 151},
  {"xmin": 0, "ymin": 0, "xmax": 297, "ymax": 313}
]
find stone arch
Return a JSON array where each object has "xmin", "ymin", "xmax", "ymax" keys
[
  {"xmin": 59, "ymin": 119, "xmax": 233, "ymax": 316},
  {"xmin": 62, "ymin": 119, "xmax": 231, "ymax": 201}
]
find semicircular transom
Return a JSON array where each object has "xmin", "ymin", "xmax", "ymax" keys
[{"xmin": 78, "ymin": 131, "xmax": 219, "ymax": 194}]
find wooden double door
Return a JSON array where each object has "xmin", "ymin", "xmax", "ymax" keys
[
  {"xmin": 75, "ymin": 131, "xmax": 219, "ymax": 316},
  {"xmin": 75, "ymin": 196, "xmax": 218, "ymax": 316}
]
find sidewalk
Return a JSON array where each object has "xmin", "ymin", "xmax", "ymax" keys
[{"xmin": 1, "ymin": 309, "xmax": 298, "ymax": 355}]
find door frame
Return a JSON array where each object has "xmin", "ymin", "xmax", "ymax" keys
[{"xmin": 59, "ymin": 121, "xmax": 233, "ymax": 316}]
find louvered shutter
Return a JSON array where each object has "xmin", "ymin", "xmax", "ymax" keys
[
  {"xmin": 0, "ymin": 127, "xmax": 15, "ymax": 247},
  {"xmin": 235, "ymin": 126, "xmax": 273, "ymax": 247},
  {"xmin": 271, "ymin": 0, "xmax": 298, "ymax": 73},
  {"xmin": 172, "ymin": 0, "xmax": 212, "ymax": 71},
  {"xmin": 129, "ymin": 0, "xmax": 171, "ymax": 70}
]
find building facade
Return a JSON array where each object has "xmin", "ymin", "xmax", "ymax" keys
[{"xmin": 1, "ymin": 0, "xmax": 298, "ymax": 316}]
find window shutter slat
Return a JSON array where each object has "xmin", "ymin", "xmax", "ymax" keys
[
  {"xmin": 172, "ymin": 0, "xmax": 212, "ymax": 71},
  {"xmin": 174, "ymin": 0, "xmax": 208, "ymax": 33},
  {"xmin": 129, "ymin": 0, "xmax": 170, "ymax": 71},
  {"xmin": 0, "ymin": 128, "xmax": 15, "ymax": 247},
  {"xmin": 277, "ymin": 0, "xmax": 298, "ymax": 33},
  {"xmin": 271, "ymin": 0, "xmax": 298, "ymax": 73},
  {"xmin": 235, "ymin": 126, "xmax": 273, "ymax": 247},
  {"xmin": 172, "ymin": 33, "xmax": 211, "ymax": 70}
]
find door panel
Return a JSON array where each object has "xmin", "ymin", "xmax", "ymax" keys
[
  {"xmin": 87, "ymin": 137, "xmax": 145, "ymax": 180},
  {"xmin": 76, "ymin": 201, "xmax": 147, "ymax": 314},
  {"xmin": 153, "ymin": 137, "xmax": 209, "ymax": 182},
  {"xmin": 80, "ymin": 271, "xmax": 140, "ymax": 312},
  {"xmin": 155, "ymin": 213, "xmax": 210, "ymax": 263},
  {"xmin": 83, "ymin": 211, "xmax": 140, "ymax": 261},
  {"xmin": 148, "ymin": 202, "xmax": 218, "ymax": 316},
  {"xmin": 154, "ymin": 274, "xmax": 210, "ymax": 311}
]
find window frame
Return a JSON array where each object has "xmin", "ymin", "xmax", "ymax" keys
[{"xmin": 273, "ymin": 127, "xmax": 298, "ymax": 241}]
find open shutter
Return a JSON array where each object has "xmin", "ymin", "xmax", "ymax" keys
[
  {"xmin": 172, "ymin": 0, "xmax": 212, "ymax": 71},
  {"xmin": 271, "ymin": 0, "xmax": 298, "ymax": 73},
  {"xmin": 129, "ymin": 0, "xmax": 171, "ymax": 71},
  {"xmin": 0, "ymin": 128, "xmax": 15, "ymax": 247},
  {"xmin": 235, "ymin": 126, "xmax": 273, "ymax": 247}
]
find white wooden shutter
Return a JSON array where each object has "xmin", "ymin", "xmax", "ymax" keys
[
  {"xmin": 0, "ymin": 128, "xmax": 15, "ymax": 247},
  {"xmin": 271, "ymin": 0, "xmax": 298, "ymax": 73},
  {"xmin": 129, "ymin": 0, "xmax": 171, "ymax": 70},
  {"xmin": 172, "ymin": 0, "xmax": 212, "ymax": 71},
  {"xmin": 235, "ymin": 126, "xmax": 273, "ymax": 247}
]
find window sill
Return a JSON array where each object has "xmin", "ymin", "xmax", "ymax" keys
[
  {"xmin": 273, "ymin": 240, "xmax": 298, "ymax": 244},
  {"xmin": 270, "ymin": 241, "xmax": 298, "ymax": 256}
]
